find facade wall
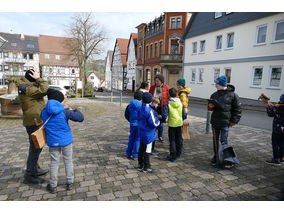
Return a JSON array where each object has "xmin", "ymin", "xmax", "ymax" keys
[
  {"xmin": 105, "ymin": 53, "xmax": 112, "ymax": 91},
  {"xmin": 126, "ymin": 37, "xmax": 137, "ymax": 91},
  {"xmin": 183, "ymin": 13, "xmax": 284, "ymax": 102},
  {"xmin": 112, "ymin": 43, "xmax": 123, "ymax": 90}
]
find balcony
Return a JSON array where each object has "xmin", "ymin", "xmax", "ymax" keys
[
  {"xmin": 160, "ymin": 54, "xmax": 183, "ymax": 63},
  {"xmin": 4, "ymin": 58, "xmax": 27, "ymax": 64},
  {"xmin": 4, "ymin": 71, "xmax": 26, "ymax": 77}
]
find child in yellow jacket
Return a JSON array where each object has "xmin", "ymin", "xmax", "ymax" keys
[{"xmin": 176, "ymin": 78, "xmax": 191, "ymax": 113}]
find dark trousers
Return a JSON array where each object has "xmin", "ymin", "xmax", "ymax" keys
[
  {"xmin": 168, "ymin": 127, "xmax": 182, "ymax": 159},
  {"xmin": 157, "ymin": 123, "xmax": 164, "ymax": 138},
  {"xmin": 212, "ymin": 126, "xmax": 229, "ymax": 161},
  {"xmin": 25, "ymin": 126, "xmax": 43, "ymax": 176},
  {"xmin": 271, "ymin": 132, "xmax": 284, "ymax": 160},
  {"xmin": 138, "ymin": 142, "xmax": 151, "ymax": 169}
]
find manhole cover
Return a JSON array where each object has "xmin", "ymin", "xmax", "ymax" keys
[{"xmin": 104, "ymin": 141, "xmax": 128, "ymax": 152}]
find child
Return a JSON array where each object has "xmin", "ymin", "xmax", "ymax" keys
[
  {"xmin": 150, "ymin": 97, "xmax": 161, "ymax": 155},
  {"xmin": 265, "ymin": 93, "xmax": 284, "ymax": 166},
  {"xmin": 41, "ymin": 89, "xmax": 84, "ymax": 194},
  {"xmin": 126, "ymin": 90, "xmax": 143, "ymax": 160},
  {"xmin": 208, "ymin": 75, "xmax": 241, "ymax": 168},
  {"xmin": 176, "ymin": 78, "xmax": 191, "ymax": 114},
  {"xmin": 137, "ymin": 92, "xmax": 160, "ymax": 173},
  {"xmin": 162, "ymin": 88, "xmax": 187, "ymax": 162}
]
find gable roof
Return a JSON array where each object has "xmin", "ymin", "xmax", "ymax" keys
[
  {"xmin": 126, "ymin": 33, "xmax": 138, "ymax": 61},
  {"xmin": 182, "ymin": 12, "xmax": 278, "ymax": 41},
  {"xmin": 115, "ymin": 38, "xmax": 129, "ymax": 66}
]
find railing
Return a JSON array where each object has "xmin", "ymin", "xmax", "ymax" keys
[
  {"xmin": 160, "ymin": 54, "xmax": 183, "ymax": 63},
  {"xmin": 4, "ymin": 58, "xmax": 26, "ymax": 64},
  {"xmin": 4, "ymin": 71, "xmax": 25, "ymax": 76}
]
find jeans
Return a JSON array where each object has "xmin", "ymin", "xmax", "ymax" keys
[
  {"xmin": 126, "ymin": 126, "xmax": 140, "ymax": 158},
  {"xmin": 157, "ymin": 123, "xmax": 164, "ymax": 138},
  {"xmin": 25, "ymin": 126, "xmax": 43, "ymax": 176},
  {"xmin": 168, "ymin": 127, "xmax": 182, "ymax": 159},
  {"xmin": 49, "ymin": 144, "xmax": 74, "ymax": 188},
  {"xmin": 212, "ymin": 126, "xmax": 229, "ymax": 161},
  {"xmin": 271, "ymin": 132, "xmax": 284, "ymax": 160}
]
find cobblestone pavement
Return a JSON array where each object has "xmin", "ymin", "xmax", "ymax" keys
[{"xmin": 0, "ymin": 98, "xmax": 283, "ymax": 201}]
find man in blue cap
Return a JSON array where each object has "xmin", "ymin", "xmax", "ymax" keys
[{"xmin": 208, "ymin": 75, "xmax": 242, "ymax": 168}]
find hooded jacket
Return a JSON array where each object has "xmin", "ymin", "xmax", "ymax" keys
[
  {"xmin": 162, "ymin": 98, "xmax": 187, "ymax": 127},
  {"xmin": 138, "ymin": 104, "xmax": 160, "ymax": 144},
  {"xmin": 128, "ymin": 99, "xmax": 142, "ymax": 126},
  {"xmin": 17, "ymin": 77, "xmax": 49, "ymax": 127},
  {"xmin": 41, "ymin": 100, "xmax": 84, "ymax": 147},
  {"xmin": 177, "ymin": 87, "xmax": 191, "ymax": 114},
  {"xmin": 209, "ymin": 85, "xmax": 242, "ymax": 128},
  {"xmin": 267, "ymin": 102, "xmax": 284, "ymax": 133}
]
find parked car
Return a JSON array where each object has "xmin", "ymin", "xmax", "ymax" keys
[
  {"xmin": 49, "ymin": 85, "xmax": 68, "ymax": 96},
  {"xmin": 97, "ymin": 87, "xmax": 103, "ymax": 92}
]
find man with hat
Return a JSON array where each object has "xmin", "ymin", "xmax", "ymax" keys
[
  {"xmin": 208, "ymin": 75, "xmax": 242, "ymax": 168},
  {"xmin": 17, "ymin": 69, "xmax": 49, "ymax": 184}
]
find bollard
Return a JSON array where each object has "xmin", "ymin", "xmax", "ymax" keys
[
  {"xmin": 120, "ymin": 91, "xmax": 122, "ymax": 107},
  {"xmin": 110, "ymin": 91, "xmax": 113, "ymax": 102},
  {"xmin": 206, "ymin": 110, "xmax": 211, "ymax": 134}
]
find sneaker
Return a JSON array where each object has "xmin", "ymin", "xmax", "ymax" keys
[
  {"xmin": 36, "ymin": 167, "xmax": 49, "ymax": 176},
  {"xmin": 211, "ymin": 157, "xmax": 217, "ymax": 166},
  {"xmin": 137, "ymin": 166, "xmax": 144, "ymax": 172},
  {"xmin": 143, "ymin": 168, "xmax": 156, "ymax": 173},
  {"xmin": 166, "ymin": 156, "xmax": 177, "ymax": 162},
  {"xmin": 158, "ymin": 137, "xmax": 164, "ymax": 143},
  {"xmin": 66, "ymin": 183, "xmax": 73, "ymax": 191},
  {"xmin": 46, "ymin": 184, "xmax": 57, "ymax": 194},
  {"xmin": 24, "ymin": 175, "xmax": 45, "ymax": 184},
  {"xmin": 224, "ymin": 162, "xmax": 235, "ymax": 169},
  {"xmin": 265, "ymin": 158, "xmax": 281, "ymax": 166},
  {"xmin": 151, "ymin": 150, "xmax": 159, "ymax": 155},
  {"xmin": 127, "ymin": 156, "xmax": 134, "ymax": 160},
  {"xmin": 176, "ymin": 155, "xmax": 182, "ymax": 160}
]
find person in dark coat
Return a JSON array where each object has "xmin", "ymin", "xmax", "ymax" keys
[
  {"xmin": 265, "ymin": 93, "xmax": 284, "ymax": 166},
  {"xmin": 208, "ymin": 75, "xmax": 242, "ymax": 168}
]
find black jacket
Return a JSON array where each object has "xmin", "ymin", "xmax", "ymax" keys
[{"xmin": 210, "ymin": 85, "xmax": 242, "ymax": 128}]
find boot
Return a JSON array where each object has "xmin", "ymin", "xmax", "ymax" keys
[{"xmin": 24, "ymin": 174, "xmax": 45, "ymax": 184}]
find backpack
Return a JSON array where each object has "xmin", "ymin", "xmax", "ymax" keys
[{"xmin": 124, "ymin": 104, "xmax": 130, "ymax": 122}]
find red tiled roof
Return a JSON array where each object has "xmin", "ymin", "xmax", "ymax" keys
[{"xmin": 116, "ymin": 38, "xmax": 129, "ymax": 66}]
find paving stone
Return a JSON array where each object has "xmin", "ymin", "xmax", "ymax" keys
[
  {"xmin": 208, "ymin": 191, "xmax": 226, "ymax": 200},
  {"xmin": 140, "ymin": 192, "xmax": 158, "ymax": 201},
  {"xmin": 97, "ymin": 193, "xmax": 115, "ymax": 201},
  {"xmin": 86, "ymin": 190, "xmax": 99, "ymax": 197},
  {"xmin": 0, "ymin": 195, "xmax": 8, "ymax": 200},
  {"xmin": 114, "ymin": 190, "xmax": 132, "ymax": 198}
]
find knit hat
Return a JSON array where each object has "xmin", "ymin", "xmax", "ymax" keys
[
  {"xmin": 25, "ymin": 70, "xmax": 36, "ymax": 82},
  {"xmin": 142, "ymin": 92, "xmax": 153, "ymax": 104},
  {"xmin": 134, "ymin": 90, "xmax": 143, "ymax": 100},
  {"xmin": 47, "ymin": 88, "xmax": 65, "ymax": 103},
  {"xmin": 215, "ymin": 75, "xmax": 227, "ymax": 87},
  {"xmin": 177, "ymin": 78, "xmax": 185, "ymax": 87},
  {"xmin": 280, "ymin": 93, "xmax": 284, "ymax": 103}
]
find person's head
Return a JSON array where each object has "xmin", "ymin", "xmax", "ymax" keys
[
  {"xmin": 47, "ymin": 88, "xmax": 65, "ymax": 103},
  {"xmin": 142, "ymin": 92, "xmax": 153, "ymax": 104},
  {"xmin": 151, "ymin": 97, "xmax": 160, "ymax": 108},
  {"xmin": 155, "ymin": 74, "xmax": 164, "ymax": 87},
  {"xmin": 25, "ymin": 69, "xmax": 36, "ymax": 82},
  {"xmin": 215, "ymin": 75, "xmax": 227, "ymax": 90},
  {"xmin": 140, "ymin": 81, "xmax": 150, "ymax": 91},
  {"xmin": 169, "ymin": 88, "xmax": 178, "ymax": 98},
  {"xmin": 134, "ymin": 90, "xmax": 143, "ymax": 101},
  {"xmin": 280, "ymin": 93, "xmax": 284, "ymax": 104},
  {"xmin": 176, "ymin": 78, "xmax": 185, "ymax": 90}
]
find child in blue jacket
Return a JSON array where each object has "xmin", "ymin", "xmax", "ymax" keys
[
  {"xmin": 126, "ymin": 90, "xmax": 143, "ymax": 160},
  {"xmin": 41, "ymin": 89, "xmax": 84, "ymax": 194},
  {"xmin": 137, "ymin": 92, "xmax": 160, "ymax": 173},
  {"xmin": 265, "ymin": 93, "xmax": 284, "ymax": 166}
]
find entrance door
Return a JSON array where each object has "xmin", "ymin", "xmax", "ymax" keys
[{"xmin": 168, "ymin": 70, "xmax": 180, "ymax": 88}]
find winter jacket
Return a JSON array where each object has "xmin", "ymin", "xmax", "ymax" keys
[
  {"xmin": 149, "ymin": 83, "xmax": 170, "ymax": 112},
  {"xmin": 128, "ymin": 99, "xmax": 142, "ymax": 126},
  {"xmin": 41, "ymin": 100, "xmax": 84, "ymax": 147},
  {"xmin": 209, "ymin": 85, "xmax": 242, "ymax": 128},
  {"xmin": 162, "ymin": 98, "xmax": 187, "ymax": 127},
  {"xmin": 267, "ymin": 103, "xmax": 284, "ymax": 133},
  {"xmin": 138, "ymin": 103, "xmax": 160, "ymax": 144},
  {"xmin": 17, "ymin": 77, "xmax": 49, "ymax": 127},
  {"xmin": 178, "ymin": 87, "xmax": 191, "ymax": 114}
]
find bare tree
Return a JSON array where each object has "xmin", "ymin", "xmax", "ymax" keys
[{"xmin": 64, "ymin": 12, "xmax": 108, "ymax": 97}]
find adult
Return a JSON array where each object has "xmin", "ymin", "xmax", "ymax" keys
[
  {"xmin": 149, "ymin": 74, "xmax": 170, "ymax": 142},
  {"xmin": 137, "ymin": 81, "xmax": 150, "ymax": 93},
  {"xmin": 17, "ymin": 69, "xmax": 49, "ymax": 184}
]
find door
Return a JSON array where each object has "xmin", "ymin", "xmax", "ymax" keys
[{"xmin": 168, "ymin": 70, "xmax": 180, "ymax": 88}]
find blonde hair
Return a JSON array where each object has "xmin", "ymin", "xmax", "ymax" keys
[{"xmin": 152, "ymin": 97, "xmax": 160, "ymax": 105}]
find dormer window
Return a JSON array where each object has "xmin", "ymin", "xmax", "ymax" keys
[
  {"xmin": 27, "ymin": 44, "xmax": 34, "ymax": 49},
  {"xmin": 215, "ymin": 12, "xmax": 222, "ymax": 19}
]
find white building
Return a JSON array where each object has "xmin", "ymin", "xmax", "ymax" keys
[
  {"xmin": 182, "ymin": 12, "xmax": 284, "ymax": 102},
  {"xmin": 126, "ymin": 33, "xmax": 138, "ymax": 92},
  {"xmin": 0, "ymin": 32, "xmax": 40, "ymax": 88},
  {"xmin": 86, "ymin": 72, "xmax": 101, "ymax": 88},
  {"xmin": 104, "ymin": 50, "xmax": 113, "ymax": 91}
]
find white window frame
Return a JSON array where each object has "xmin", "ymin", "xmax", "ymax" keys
[
  {"xmin": 215, "ymin": 12, "xmax": 222, "ymax": 19},
  {"xmin": 267, "ymin": 66, "xmax": 283, "ymax": 89},
  {"xmin": 192, "ymin": 41, "xmax": 197, "ymax": 54},
  {"xmin": 250, "ymin": 66, "xmax": 263, "ymax": 88},
  {"xmin": 45, "ymin": 54, "xmax": 50, "ymax": 59},
  {"xmin": 226, "ymin": 32, "xmax": 234, "ymax": 49},
  {"xmin": 56, "ymin": 55, "xmax": 60, "ymax": 60},
  {"xmin": 190, "ymin": 69, "xmax": 196, "ymax": 83},
  {"xmin": 215, "ymin": 35, "xmax": 222, "ymax": 51},
  {"xmin": 255, "ymin": 24, "xmax": 267, "ymax": 46},
  {"xmin": 170, "ymin": 16, "xmax": 182, "ymax": 29},
  {"xmin": 199, "ymin": 40, "xmax": 206, "ymax": 53},
  {"xmin": 212, "ymin": 68, "xmax": 221, "ymax": 84},
  {"xmin": 197, "ymin": 68, "xmax": 204, "ymax": 84},
  {"xmin": 272, "ymin": 19, "xmax": 284, "ymax": 43},
  {"xmin": 224, "ymin": 67, "xmax": 232, "ymax": 84}
]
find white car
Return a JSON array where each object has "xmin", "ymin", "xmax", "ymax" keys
[{"xmin": 49, "ymin": 85, "xmax": 67, "ymax": 96}]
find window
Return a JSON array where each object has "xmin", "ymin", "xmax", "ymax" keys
[
  {"xmin": 273, "ymin": 20, "xmax": 284, "ymax": 42},
  {"xmin": 138, "ymin": 45, "xmax": 142, "ymax": 60},
  {"xmin": 23, "ymin": 53, "xmax": 27, "ymax": 59},
  {"xmin": 213, "ymin": 68, "xmax": 220, "ymax": 83},
  {"xmin": 215, "ymin": 12, "xmax": 222, "ymax": 19},
  {"xmin": 170, "ymin": 39, "xmax": 179, "ymax": 54},
  {"xmin": 11, "ymin": 43, "xmax": 17, "ymax": 47},
  {"xmin": 155, "ymin": 43, "xmax": 158, "ymax": 57},
  {"xmin": 24, "ymin": 66, "xmax": 28, "ymax": 70},
  {"xmin": 170, "ymin": 16, "xmax": 182, "ymax": 29},
  {"xmin": 255, "ymin": 25, "xmax": 267, "ymax": 44},
  {"xmin": 154, "ymin": 68, "xmax": 160, "ymax": 76},
  {"xmin": 146, "ymin": 46, "xmax": 149, "ymax": 59},
  {"xmin": 27, "ymin": 44, "xmax": 34, "ymax": 49},
  {"xmin": 29, "ymin": 54, "xmax": 33, "ymax": 60},
  {"xmin": 146, "ymin": 69, "xmax": 151, "ymax": 82},
  {"xmin": 4, "ymin": 52, "xmax": 8, "ymax": 58},
  {"xmin": 227, "ymin": 33, "xmax": 234, "ymax": 48},
  {"xmin": 45, "ymin": 54, "xmax": 50, "ymax": 59},
  {"xmin": 268, "ymin": 67, "xmax": 282, "ymax": 88},
  {"xmin": 56, "ymin": 55, "xmax": 60, "ymax": 60},
  {"xmin": 225, "ymin": 68, "xmax": 231, "ymax": 83},
  {"xmin": 138, "ymin": 30, "xmax": 143, "ymax": 39},
  {"xmin": 72, "ymin": 69, "xmax": 75, "ymax": 74},
  {"xmin": 13, "ymin": 65, "xmax": 18, "ymax": 71},
  {"xmin": 29, "ymin": 66, "xmax": 34, "ymax": 70},
  {"xmin": 200, "ymin": 40, "xmax": 206, "ymax": 53},
  {"xmin": 159, "ymin": 41, "xmax": 163, "ymax": 55},
  {"xmin": 170, "ymin": 17, "xmax": 176, "ymax": 29},
  {"xmin": 251, "ymin": 67, "xmax": 263, "ymax": 87},
  {"xmin": 216, "ymin": 35, "xmax": 222, "ymax": 50},
  {"xmin": 0, "ymin": 65, "xmax": 2, "ymax": 71},
  {"xmin": 13, "ymin": 53, "xmax": 17, "ymax": 58},
  {"xmin": 192, "ymin": 42, "xmax": 197, "ymax": 54},
  {"xmin": 176, "ymin": 17, "xmax": 181, "ymax": 28},
  {"xmin": 191, "ymin": 69, "xmax": 196, "ymax": 82},
  {"xmin": 4, "ymin": 65, "xmax": 9, "ymax": 71},
  {"xmin": 150, "ymin": 44, "xmax": 153, "ymax": 58},
  {"xmin": 198, "ymin": 68, "xmax": 204, "ymax": 83}
]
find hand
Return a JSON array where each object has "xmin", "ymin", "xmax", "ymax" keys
[
  {"xmin": 229, "ymin": 123, "xmax": 235, "ymax": 127},
  {"xmin": 29, "ymin": 69, "xmax": 40, "ymax": 80}
]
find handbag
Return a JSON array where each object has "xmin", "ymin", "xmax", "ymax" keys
[{"xmin": 31, "ymin": 115, "xmax": 52, "ymax": 149}]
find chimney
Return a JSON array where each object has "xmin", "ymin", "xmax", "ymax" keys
[{"xmin": 20, "ymin": 32, "xmax": 25, "ymax": 40}]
